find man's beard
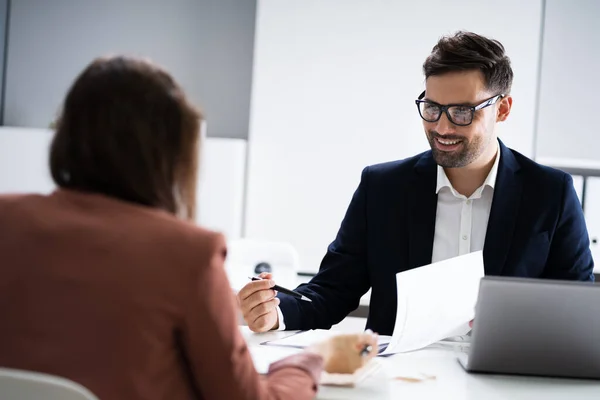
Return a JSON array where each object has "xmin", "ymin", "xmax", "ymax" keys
[{"xmin": 426, "ymin": 130, "xmax": 483, "ymax": 168}]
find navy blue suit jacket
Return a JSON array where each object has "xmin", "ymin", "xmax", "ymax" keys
[{"xmin": 279, "ymin": 140, "xmax": 595, "ymax": 335}]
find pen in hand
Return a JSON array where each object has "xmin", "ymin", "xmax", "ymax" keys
[
  {"xmin": 249, "ymin": 276, "xmax": 312, "ymax": 302},
  {"xmin": 360, "ymin": 329, "xmax": 377, "ymax": 357},
  {"xmin": 360, "ymin": 344, "xmax": 373, "ymax": 357}
]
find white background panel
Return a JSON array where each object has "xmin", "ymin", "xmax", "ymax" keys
[
  {"xmin": 246, "ymin": 0, "xmax": 543, "ymax": 271},
  {"xmin": 583, "ymin": 177, "xmax": 600, "ymax": 273},
  {"xmin": 0, "ymin": 127, "xmax": 245, "ymax": 240},
  {"xmin": 535, "ymin": 0, "xmax": 600, "ymax": 161}
]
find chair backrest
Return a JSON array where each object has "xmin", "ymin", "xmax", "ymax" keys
[
  {"xmin": 225, "ymin": 239, "xmax": 301, "ymax": 291},
  {"xmin": 0, "ymin": 368, "xmax": 99, "ymax": 400}
]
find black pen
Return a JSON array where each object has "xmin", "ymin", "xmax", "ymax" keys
[
  {"xmin": 361, "ymin": 329, "xmax": 375, "ymax": 356},
  {"xmin": 249, "ymin": 276, "xmax": 312, "ymax": 302}
]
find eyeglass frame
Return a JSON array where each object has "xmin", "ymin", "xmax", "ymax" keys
[{"xmin": 415, "ymin": 90, "xmax": 505, "ymax": 127}]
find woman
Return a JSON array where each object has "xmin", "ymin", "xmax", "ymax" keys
[{"xmin": 0, "ymin": 56, "xmax": 377, "ymax": 399}]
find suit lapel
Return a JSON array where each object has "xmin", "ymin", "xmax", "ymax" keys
[
  {"xmin": 483, "ymin": 140, "xmax": 522, "ymax": 276},
  {"xmin": 408, "ymin": 152, "xmax": 438, "ymax": 269}
]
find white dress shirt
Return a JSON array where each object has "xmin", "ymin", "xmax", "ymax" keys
[
  {"xmin": 432, "ymin": 143, "xmax": 500, "ymax": 263},
  {"xmin": 277, "ymin": 144, "xmax": 501, "ymax": 330}
]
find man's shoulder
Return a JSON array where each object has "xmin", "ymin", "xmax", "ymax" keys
[
  {"xmin": 364, "ymin": 150, "xmax": 432, "ymax": 179},
  {"xmin": 509, "ymin": 148, "xmax": 570, "ymax": 186}
]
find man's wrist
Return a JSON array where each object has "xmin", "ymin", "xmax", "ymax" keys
[{"xmin": 274, "ymin": 305, "xmax": 286, "ymax": 331}]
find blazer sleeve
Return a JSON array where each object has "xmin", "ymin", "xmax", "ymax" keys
[
  {"xmin": 543, "ymin": 174, "xmax": 595, "ymax": 281},
  {"xmin": 278, "ymin": 167, "xmax": 371, "ymax": 330},
  {"xmin": 181, "ymin": 233, "xmax": 324, "ymax": 400}
]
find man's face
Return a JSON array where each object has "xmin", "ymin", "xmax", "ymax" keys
[{"xmin": 421, "ymin": 70, "xmax": 504, "ymax": 168}]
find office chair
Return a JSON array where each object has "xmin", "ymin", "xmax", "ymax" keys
[{"xmin": 0, "ymin": 368, "xmax": 99, "ymax": 400}]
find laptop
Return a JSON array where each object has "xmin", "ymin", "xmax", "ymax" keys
[{"xmin": 458, "ymin": 276, "xmax": 600, "ymax": 379}]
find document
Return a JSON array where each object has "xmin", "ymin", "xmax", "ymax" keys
[
  {"xmin": 261, "ymin": 251, "xmax": 484, "ymax": 354},
  {"xmin": 249, "ymin": 343, "xmax": 301, "ymax": 374},
  {"xmin": 320, "ymin": 359, "xmax": 383, "ymax": 387},
  {"xmin": 261, "ymin": 329, "xmax": 392, "ymax": 351},
  {"xmin": 251, "ymin": 341, "xmax": 383, "ymax": 385},
  {"xmin": 380, "ymin": 251, "xmax": 484, "ymax": 354}
]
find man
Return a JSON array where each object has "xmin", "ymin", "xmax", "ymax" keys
[{"xmin": 238, "ymin": 31, "xmax": 594, "ymax": 335}]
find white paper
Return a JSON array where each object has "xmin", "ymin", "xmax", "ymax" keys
[
  {"xmin": 250, "ymin": 341, "xmax": 384, "ymax": 384},
  {"xmin": 381, "ymin": 251, "xmax": 484, "ymax": 354},
  {"xmin": 262, "ymin": 329, "xmax": 392, "ymax": 351},
  {"xmin": 249, "ymin": 343, "xmax": 302, "ymax": 374},
  {"xmin": 320, "ymin": 359, "xmax": 383, "ymax": 386}
]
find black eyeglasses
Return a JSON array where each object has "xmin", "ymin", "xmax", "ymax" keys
[{"xmin": 415, "ymin": 91, "xmax": 505, "ymax": 126}]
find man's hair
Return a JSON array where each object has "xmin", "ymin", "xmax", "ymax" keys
[
  {"xmin": 423, "ymin": 31, "xmax": 513, "ymax": 95},
  {"xmin": 50, "ymin": 55, "xmax": 201, "ymax": 220}
]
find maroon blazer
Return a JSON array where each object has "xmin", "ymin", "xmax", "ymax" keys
[{"xmin": 0, "ymin": 190, "xmax": 322, "ymax": 400}]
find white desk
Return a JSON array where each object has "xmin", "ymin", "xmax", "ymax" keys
[{"xmin": 241, "ymin": 318, "xmax": 600, "ymax": 400}]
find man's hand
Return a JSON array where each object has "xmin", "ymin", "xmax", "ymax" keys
[{"xmin": 237, "ymin": 272, "xmax": 280, "ymax": 332}]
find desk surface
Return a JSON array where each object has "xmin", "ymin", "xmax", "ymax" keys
[{"xmin": 241, "ymin": 318, "xmax": 600, "ymax": 400}]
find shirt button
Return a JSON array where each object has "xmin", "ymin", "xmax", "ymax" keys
[
  {"xmin": 466, "ymin": 200, "xmax": 472, "ymax": 205},
  {"xmin": 462, "ymin": 235, "xmax": 468, "ymax": 240}
]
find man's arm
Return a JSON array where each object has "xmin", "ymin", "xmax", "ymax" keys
[
  {"xmin": 542, "ymin": 173, "xmax": 595, "ymax": 281},
  {"xmin": 278, "ymin": 167, "xmax": 372, "ymax": 330}
]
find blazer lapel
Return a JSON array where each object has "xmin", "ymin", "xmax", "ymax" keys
[
  {"xmin": 483, "ymin": 140, "xmax": 522, "ymax": 276},
  {"xmin": 408, "ymin": 152, "xmax": 438, "ymax": 269}
]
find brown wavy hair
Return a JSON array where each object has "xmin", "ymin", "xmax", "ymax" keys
[{"xmin": 50, "ymin": 56, "xmax": 202, "ymax": 220}]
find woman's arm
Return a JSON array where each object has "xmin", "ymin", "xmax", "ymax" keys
[{"xmin": 181, "ymin": 232, "xmax": 323, "ymax": 400}]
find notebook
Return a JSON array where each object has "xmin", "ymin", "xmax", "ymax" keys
[
  {"xmin": 320, "ymin": 359, "xmax": 383, "ymax": 387},
  {"xmin": 249, "ymin": 341, "xmax": 383, "ymax": 386}
]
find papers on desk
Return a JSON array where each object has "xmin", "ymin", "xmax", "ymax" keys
[
  {"xmin": 250, "ymin": 332, "xmax": 384, "ymax": 386},
  {"xmin": 248, "ymin": 342, "xmax": 301, "ymax": 374},
  {"xmin": 261, "ymin": 329, "xmax": 392, "ymax": 352},
  {"xmin": 381, "ymin": 251, "xmax": 483, "ymax": 354},
  {"xmin": 321, "ymin": 359, "xmax": 383, "ymax": 387},
  {"xmin": 261, "ymin": 251, "xmax": 483, "ymax": 355}
]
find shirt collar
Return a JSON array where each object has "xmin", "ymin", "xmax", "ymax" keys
[{"xmin": 435, "ymin": 140, "xmax": 501, "ymax": 195}]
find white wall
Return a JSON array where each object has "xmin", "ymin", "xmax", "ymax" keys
[
  {"xmin": 0, "ymin": 127, "xmax": 54, "ymax": 194},
  {"xmin": 0, "ymin": 127, "xmax": 246, "ymax": 240},
  {"xmin": 535, "ymin": 0, "xmax": 600, "ymax": 161},
  {"xmin": 245, "ymin": 0, "xmax": 543, "ymax": 272},
  {"xmin": 197, "ymin": 137, "xmax": 247, "ymax": 240}
]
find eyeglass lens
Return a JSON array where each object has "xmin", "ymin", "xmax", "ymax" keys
[{"xmin": 418, "ymin": 102, "xmax": 473, "ymax": 125}]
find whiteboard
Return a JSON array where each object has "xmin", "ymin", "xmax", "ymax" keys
[{"xmin": 245, "ymin": 0, "xmax": 544, "ymax": 272}]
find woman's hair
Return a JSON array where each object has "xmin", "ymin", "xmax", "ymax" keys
[{"xmin": 50, "ymin": 56, "xmax": 202, "ymax": 220}]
